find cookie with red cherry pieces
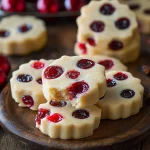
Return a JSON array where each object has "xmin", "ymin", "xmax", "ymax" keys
[
  {"xmin": 75, "ymin": 0, "xmax": 140, "ymax": 63},
  {"xmin": 97, "ymin": 71, "xmax": 144, "ymax": 120},
  {"xmin": 0, "ymin": 15, "xmax": 47, "ymax": 55},
  {"xmin": 120, "ymin": 0, "xmax": 150, "ymax": 34},
  {"xmin": 42, "ymin": 55, "xmax": 106, "ymax": 108},
  {"xmin": 36, "ymin": 101, "xmax": 101, "ymax": 139},
  {"xmin": 10, "ymin": 59, "xmax": 54, "ymax": 110}
]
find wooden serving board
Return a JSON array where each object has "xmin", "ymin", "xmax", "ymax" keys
[{"xmin": 0, "ymin": 24, "xmax": 150, "ymax": 150}]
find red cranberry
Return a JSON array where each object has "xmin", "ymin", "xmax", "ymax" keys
[
  {"xmin": 115, "ymin": 17, "xmax": 130, "ymax": 30},
  {"xmin": 22, "ymin": 95, "xmax": 34, "ymax": 107},
  {"xmin": 129, "ymin": 4, "xmax": 140, "ymax": 10},
  {"xmin": 114, "ymin": 72, "xmax": 128, "ymax": 80},
  {"xmin": 35, "ymin": 108, "xmax": 50, "ymax": 125},
  {"xmin": 98, "ymin": 59, "xmax": 114, "ymax": 70},
  {"xmin": 18, "ymin": 24, "xmax": 32, "ymax": 33},
  {"xmin": 90, "ymin": 21, "xmax": 105, "ymax": 32},
  {"xmin": 67, "ymin": 81, "xmax": 89, "ymax": 100},
  {"xmin": 17, "ymin": 74, "xmax": 33, "ymax": 82},
  {"xmin": 0, "ymin": 55, "xmax": 11, "ymax": 75},
  {"xmin": 37, "ymin": 0, "xmax": 60, "ymax": 13},
  {"xmin": 50, "ymin": 100, "xmax": 67, "ymax": 107},
  {"xmin": 100, "ymin": 3, "xmax": 115, "ymax": 15},
  {"xmin": 78, "ymin": 43, "xmax": 87, "ymax": 54},
  {"xmin": 0, "ymin": 30, "xmax": 10, "ymax": 38},
  {"xmin": 36, "ymin": 78, "xmax": 42, "ymax": 84},
  {"xmin": 66, "ymin": 70, "xmax": 80, "ymax": 79},
  {"xmin": 109, "ymin": 40, "xmax": 123, "ymax": 51},
  {"xmin": 72, "ymin": 109, "xmax": 89, "ymax": 119},
  {"xmin": 107, "ymin": 79, "xmax": 116, "ymax": 87},
  {"xmin": 44, "ymin": 66, "xmax": 64, "ymax": 79},
  {"xmin": 0, "ymin": 69, "xmax": 7, "ymax": 90},
  {"xmin": 47, "ymin": 113, "xmax": 63, "ymax": 123},
  {"xmin": 144, "ymin": 9, "xmax": 150, "ymax": 15},
  {"xmin": 31, "ymin": 61, "xmax": 45, "ymax": 69},
  {"xmin": 87, "ymin": 37, "xmax": 96, "ymax": 46},
  {"xmin": 77, "ymin": 59, "xmax": 95, "ymax": 69},
  {"xmin": 1, "ymin": 0, "xmax": 26, "ymax": 12},
  {"xmin": 121, "ymin": 89, "xmax": 135, "ymax": 98}
]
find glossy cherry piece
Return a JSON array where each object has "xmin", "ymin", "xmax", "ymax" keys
[
  {"xmin": 0, "ymin": 30, "xmax": 10, "ymax": 38},
  {"xmin": 66, "ymin": 70, "xmax": 80, "ymax": 79},
  {"xmin": 98, "ymin": 59, "xmax": 114, "ymax": 70},
  {"xmin": 22, "ymin": 95, "xmax": 34, "ymax": 108},
  {"xmin": 47, "ymin": 113, "xmax": 63, "ymax": 123},
  {"xmin": 35, "ymin": 108, "xmax": 50, "ymax": 125},
  {"xmin": 36, "ymin": 78, "xmax": 42, "ymax": 84},
  {"xmin": 78, "ymin": 43, "xmax": 87, "ymax": 54},
  {"xmin": 87, "ymin": 37, "xmax": 96, "ymax": 46},
  {"xmin": 1, "ymin": 0, "xmax": 26, "ymax": 12},
  {"xmin": 121, "ymin": 89, "xmax": 135, "ymax": 98},
  {"xmin": 72, "ymin": 109, "xmax": 89, "ymax": 119},
  {"xmin": 67, "ymin": 81, "xmax": 89, "ymax": 100},
  {"xmin": 115, "ymin": 17, "xmax": 130, "ymax": 30},
  {"xmin": 107, "ymin": 79, "xmax": 116, "ymax": 87},
  {"xmin": 37, "ymin": 0, "xmax": 60, "ymax": 13},
  {"xmin": 31, "ymin": 61, "xmax": 45, "ymax": 69},
  {"xmin": 17, "ymin": 74, "xmax": 33, "ymax": 82},
  {"xmin": 0, "ymin": 55, "xmax": 11, "ymax": 75},
  {"xmin": 77, "ymin": 59, "xmax": 95, "ymax": 69},
  {"xmin": 100, "ymin": 3, "xmax": 115, "ymax": 15},
  {"xmin": 109, "ymin": 40, "xmax": 123, "ymax": 51},
  {"xmin": 144, "ymin": 9, "xmax": 150, "ymax": 15},
  {"xmin": 44, "ymin": 66, "xmax": 64, "ymax": 79},
  {"xmin": 114, "ymin": 72, "xmax": 128, "ymax": 80},
  {"xmin": 129, "ymin": 4, "xmax": 140, "ymax": 10},
  {"xmin": 18, "ymin": 24, "xmax": 32, "ymax": 33},
  {"xmin": 0, "ymin": 69, "xmax": 7, "ymax": 91},
  {"xmin": 50, "ymin": 100, "xmax": 67, "ymax": 107},
  {"xmin": 90, "ymin": 21, "xmax": 105, "ymax": 32}
]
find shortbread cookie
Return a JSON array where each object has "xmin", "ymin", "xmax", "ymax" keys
[
  {"xmin": 10, "ymin": 59, "xmax": 54, "ymax": 110},
  {"xmin": 42, "ymin": 55, "xmax": 106, "ymax": 108},
  {"xmin": 36, "ymin": 101, "xmax": 101, "ymax": 139},
  {"xmin": 75, "ymin": 0, "xmax": 140, "ymax": 63},
  {"xmin": 0, "ymin": 15, "xmax": 47, "ymax": 55},
  {"xmin": 120, "ymin": 0, "xmax": 150, "ymax": 34},
  {"xmin": 97, "ymin": 71, "xmax": 144, "ymax": 120}
]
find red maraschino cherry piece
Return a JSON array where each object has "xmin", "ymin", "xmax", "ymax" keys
[
  {"xmin": 17, "ymin": 74, "xmax": 33, "ymax": 82},
  {"xmin": 77, "ymin": 59, "xmax": 95, "ymax": 69},
  {"xmin": 22, "ymin": 95, "xmax": 34, "ymax": 108},
  {"xmin": 31, "ymin": 61, "xmax": 45, "ymax": 69},
  {"xmin": 72, "ymin": 109, "xmax": 89, "ymax": 119},
  {"xmin": 98, "ymin": 59, "xmax": 114, "ymax": 70},
  {"xmin": 36, "ymin": 78, "xmax": 42, "ymax": 84},
  {"xmin": 106, "ymin": 79, "xmax": 116, "ymax": 87},
  {"xmin": 78, "ymin": 42, "xmax": 87, "ymax": 54},
  {"xmin": 121, "ymin": 89, "xmax": 135, "ymax": 98},
  {"xmin": 114, "ymin": 72, "xmax": 128, "ymax": 80},
  {"xmin": 18, "ymin": 24, "xmax": 32, "ymax": 33},
  {"xmin": 0, "ymin": 30, "xmax": 10, "ymax": 38},
  {"xmin": 87, "ymin": 37, "xmax": 96, "ymax": 46},
  {"xmin": 90, "ymin": 21, "xmax": 105, "ymax": 32},
  {"xmin": 47, "ymin": 113, "xmax": 64, "ymax": 123},
  {"xmin": 115, "ymin": 17, "xmax": 130, "ymax": 30},
  {"xmin": 100, "ymin": 3, "xmax": 115, "ymax": 15},
  {"xmin": 0, "ymin": 69, "xmax": 7, "ymax": 90},
  {"xmin": 66, "ymin": 70, "xmax": 80, "ymax": 79},
  {"xmin": 109, "ymin": 40, "xmax": 123, "ymax": 51}
]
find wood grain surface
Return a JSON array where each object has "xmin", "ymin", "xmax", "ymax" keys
[{"xmin": 0, "ymin": 23, "xmax": 150, "ymax": 150}]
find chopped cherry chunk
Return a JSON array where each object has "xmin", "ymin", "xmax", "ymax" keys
[
  {"xmin": 77, "ymin": 59, "xmax": 95, "ymax": 69},
  {"xmin": 50, "ymin": 100, "xmax": 67, "ymax": 107},
  {"xmin": 90, "ymin": 21, "xmax": 105, "ymax": 32},
  {"xmin": 31, "ymin": 61, "xmax": 45, "ymax": 69},
  {"xmin": 144, "ymin": 9, "xmax": 150, "ymax": 15},
  {"xmin": 0, "ymin": 30, "xmax": 10, "ymax": 38},
  {"xmin": 18, "ymin": 24, "xmax": 32, "ymax": 33},
  {"xmin": 109, "ymin": 40, "xmax": 123, "ymax": 51},
  {"xmin": 72, "ymin": 109, "xmax": 89, "ymax": 119},
  {"xmin": 17, "ymin": 74, "xmax": 33, "ymax": 82},
  {"xmin": 44, "ymin": 66, "xmax": 64, "ymax": 79},
  {"xmin": 129, "ymin": 4, "xmax": 140, "ymax": 10},
  {"xmin": 35, "ymin": 108, "xmax": 50, "ymax": 125},
  {"xmin": 121, "ymin": 89, "xmax": 135, "ymax": 98},
  {"xmin": 36, "ymin": 78, "xmax": 42, "ymax": 84},
  {"xmin": 87, "ymin": 37, "xmax": 96, "ymax": 46},
  {"xmin": 115, "ymin": 17, "xmax": 130, "ymax": 30},
  {"xmin": 98, "ymin": 59, "xmax": 114, "ymax": 70},
  {"xmin": 0, "ymin": 69, "xmax": 7, "ymax": 90},
  {"xmin": 67, "ymin": 81, "xmax": 89, "ymax": 100},
  {"xmin": 22, "ymin": 95, "xmax": 34, "ymax": 107},
  {"xmin": 47, "ymin": 113, "xmax": 63, "ymax": 123},
  {"xmin": 107, "ymin": 79, "xmax": 116, "ymax": 87},
  {"xmin": 114, "ymin": 72, "xmax": 128, "ymax": 80},
  {"xmin": 78, "ymin": 43, "xmax": 87, "ymax": 54},
  {"xmin": 66, "ymin": 70, "xmax": 80, "ymax": 79},
  {"xmin": 100, "ymin": 3, "xmax": 115, "ymax": 15}
]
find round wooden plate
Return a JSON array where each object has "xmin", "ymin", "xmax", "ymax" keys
[{"xmin": 1, "ymin": 52, "xmax": 150, "ymax": 150}]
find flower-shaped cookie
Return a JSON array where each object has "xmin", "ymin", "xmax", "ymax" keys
[
  {"xmin": 97, "ymin": 71, "xmax": 144, "ymax": 120},
  {"xmin": 42, "ymin": 55, "xmax": 106, "ymax": 108},
  {"xmin": 36, "ymin": 101, "xmax": 101, "ymax": 139},
  {"xmin": 75, "ymin": 0, "xmax": 140, "ymax": 63},
  {"xmin": 0, "ymin": 15, "xmax": 47, "ymax": 55},
  {"xmin": 10, "ymin": 59, "xmax": 54, "ymax": 110}
]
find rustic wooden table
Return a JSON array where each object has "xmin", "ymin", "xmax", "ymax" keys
[{"xmin": 0, "ymin": 23, "xmax": 150, "ymax": 150}]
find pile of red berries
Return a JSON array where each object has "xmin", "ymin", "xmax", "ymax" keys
[
  {"xmin": 1, "ymin": 0, "xmax": 90, "ymax": 13},
  {"xmin": 0, "ymin": 55, "xmax": 11, "ymax": 91}
]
